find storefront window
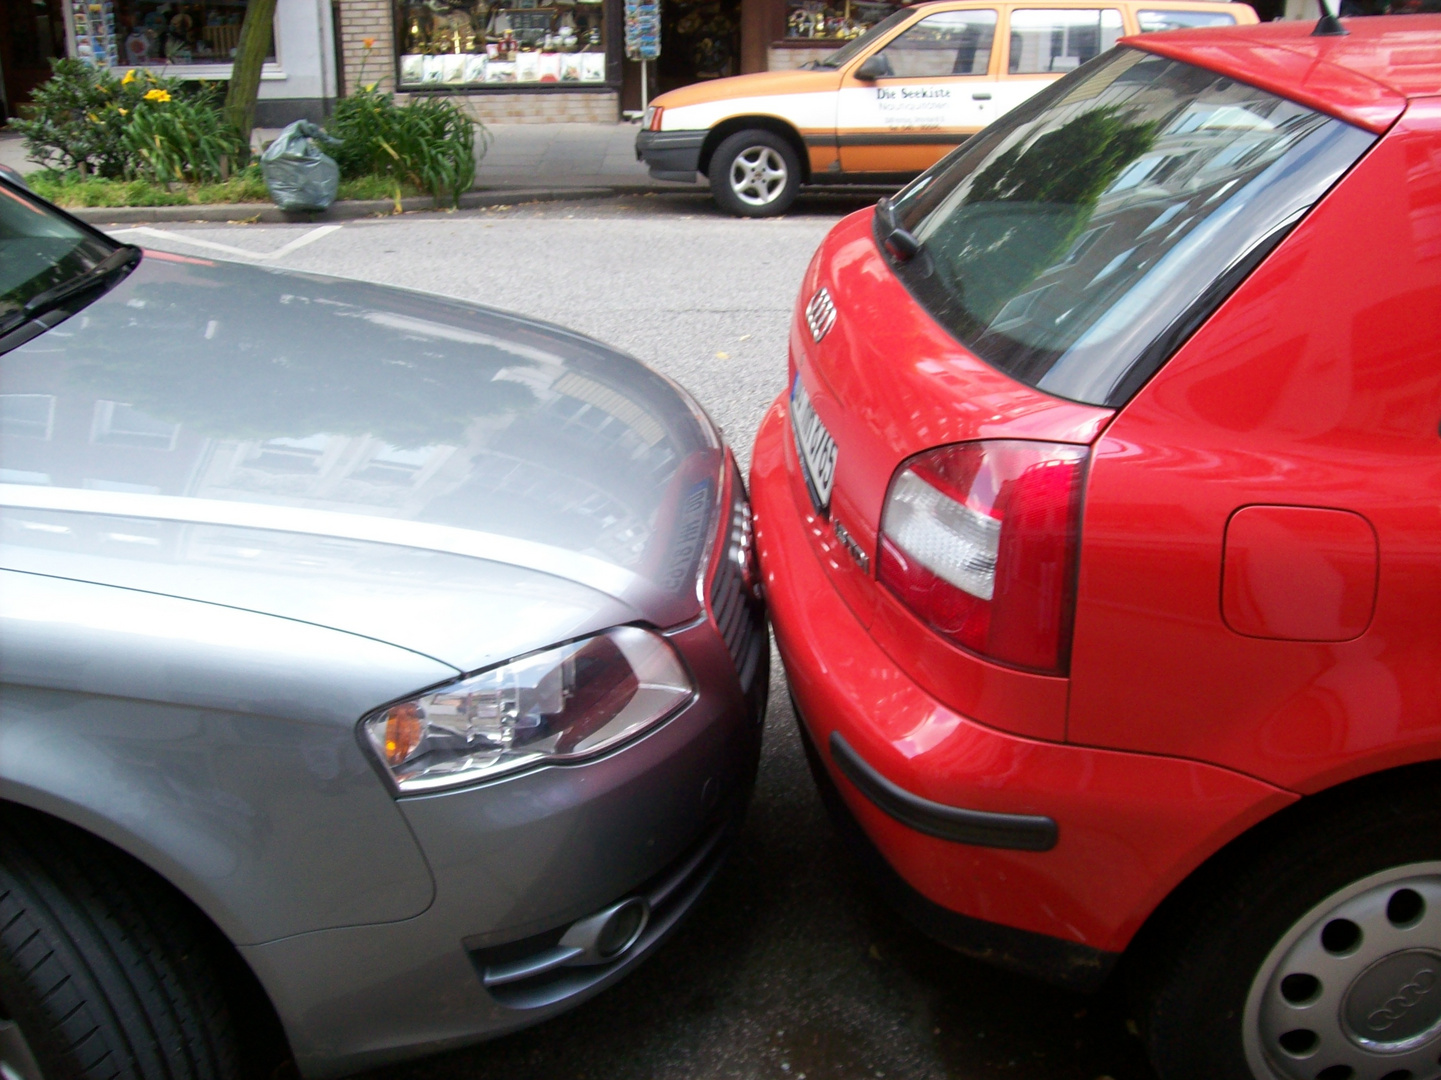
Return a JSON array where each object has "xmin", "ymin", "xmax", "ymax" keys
[
  {"xmin": 660, "ymin": 0, "xmax": 739, "ymax": 81},
  {"xmin": 783, "ymin": 0, "xmax": 899, "ymax": 41},
  {"xmin": 396, "ymin": 0, "xmax": 608, "ymax": 87},
  {"xmin": 81, "ymin": 0, "xmax": 277, "ymax": 67}
]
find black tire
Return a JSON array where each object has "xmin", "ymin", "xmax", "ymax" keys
[
  {"xmin": 708, "ymin": 130, "xmax": 802, "ymax": 218},
  {"xmin": 1136, "ymin": 776, "xmax": 1441, "ymax": 1080},
  {"xmin": 0, "ymin": 806, "xmax": 240, "ymax": 1080}
]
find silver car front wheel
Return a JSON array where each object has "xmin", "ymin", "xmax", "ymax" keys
[
  {"xmin": 1245, "ymin": 863, "xmax": 1441, "ymax": 1080},
  {"xmin": 0, "ymin": 806, "xmax": 240, "ymax": 1080},
  {"xmin": 0, "ymin": 1018, "xmax": 45, "ymax": 1080}
]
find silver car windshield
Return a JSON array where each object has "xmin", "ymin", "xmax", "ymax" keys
[
  {"xmin": 0, "ymin": 181, "xmax": 119, "ymax": 332},
  {"xmin": 884, "ymin": 47, "xmax": 1376, "ymax": 407}
]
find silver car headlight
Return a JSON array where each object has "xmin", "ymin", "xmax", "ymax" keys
[{"xmin": 362, "ymin": 626, "xmax": 693, "ymax": 793}]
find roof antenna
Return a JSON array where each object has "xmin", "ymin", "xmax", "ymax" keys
[{"xmin": 1313, "ymin": 0, "xmax": 1348, "ymax": 36}]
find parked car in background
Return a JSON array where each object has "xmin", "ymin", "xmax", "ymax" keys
[
  {"xmin": 752, "ymin": 16, "xmax": 1441, "ymax": 1080},
  {"xmin": 637, "ymin": 0, "xmax": 1256, "ymax": 216},
  {"xmin": 0, "ymin": 176, "xmax": 767, "ymax": 1080}
]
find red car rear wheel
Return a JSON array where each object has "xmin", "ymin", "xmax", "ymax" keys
[{"xmin": 1140, "ymin": 779, "xmax": 1441, "ymax": 1080}]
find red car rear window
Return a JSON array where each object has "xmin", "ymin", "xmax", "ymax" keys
[{"xmin": 882, "ymin": 46, "xmax": 1375, "ymax": 407}]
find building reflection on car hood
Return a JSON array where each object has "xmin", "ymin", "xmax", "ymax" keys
[{"xmin": 0, "ymin": 254, "xmax": 723, "ymax": 671}]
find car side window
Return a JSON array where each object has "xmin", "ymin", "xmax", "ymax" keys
[
  {"xmin": 873, "ymin": 10, "xmax": 998, "ymax": 78},
  {"xmin": 1136, "ymin": 8, "xmax": 1237, "ymax": 30},
  {"xmin": 1007, "ymin": 8, "xmax": 1122, "ymax": 74}
]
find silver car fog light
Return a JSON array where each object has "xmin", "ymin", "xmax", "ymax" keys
[{"xmin": 362, "ymin": 626, "xmax": 693, "ymax": 793}]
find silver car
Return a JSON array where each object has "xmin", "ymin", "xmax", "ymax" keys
[{"xmin": 0, "ymin": 178, "xmax": 767, "ymax": 1080}]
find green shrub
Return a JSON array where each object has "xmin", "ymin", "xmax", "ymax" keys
[
  {"xmin": 27, "ymin": 166, "xmax": 268, "ymax": 207},
  {"xmin": 13, "ymin": 62, "xmax": 245, "ymax": 183},
  {"xmin": 11, "ymin": 59, "xmax": 147, "ymax": 177},
  {"xmin": 328, "ymin": 88, "xmax": 485, "ymax": 207},
  {"xmin": 26, "ymin": 166, "xmax": 419, "ymax": 208},
  {"xmin": 122, "ymin": 81, "xmax": 246, "ymax": 184}
]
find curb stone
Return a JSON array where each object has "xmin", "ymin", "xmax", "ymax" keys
[{"xmin": 68, "ymin": 184, "xmax": 697, "ymax": 225}]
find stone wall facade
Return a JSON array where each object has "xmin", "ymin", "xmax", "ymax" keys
[
  {"xmin": 397, "ymin": 91, "xmax": 619, "ymax": 124},
  {"xmin": 766, "ymin": 44, "xmax": 841, "ymax": 70}
]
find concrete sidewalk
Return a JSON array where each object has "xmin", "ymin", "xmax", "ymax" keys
[
  {"xmin": 477, "ymin": 121, "xmax": 689, "ymax": 190},
  {"xmin": 0, "ymin": 120, "xmax": 699, "ymax": 193}
]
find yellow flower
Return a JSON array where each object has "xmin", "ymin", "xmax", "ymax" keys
[
  {"xmin": 117, "ymin": 107, "xmax": 128, "ymax": 116},
  {"xmin": 122, "ymin": 68, "xmax": 136, "ymax": 84},
  {"xmin": 144, "ymin": 88, "xmax": 171, "ymax": 102},
  {"xmin": 87, "ymin": 112, "xmax": 100, "ymax": 123}
]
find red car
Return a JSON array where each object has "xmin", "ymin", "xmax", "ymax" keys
[{"xmin": 752, "ymin": 16, "xmax": 1441, "ymax": 1080}]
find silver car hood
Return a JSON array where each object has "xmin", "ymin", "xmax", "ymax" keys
[{"xmin": 0, "ymin": 254, "xmax": 724, "ymax": 673}]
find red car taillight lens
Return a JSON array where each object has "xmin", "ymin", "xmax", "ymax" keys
[{"xmin": 877, "ymin": 440, "xmax": 1089, "ymax": 675}]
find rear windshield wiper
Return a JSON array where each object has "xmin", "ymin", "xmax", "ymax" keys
[
  {"xmin": 876, "ymin": 197, "xmax": 923, "ymax": 262},
  {"xmin": 0, "ymin": 244, "xmax": 142, "ymax": 337}
]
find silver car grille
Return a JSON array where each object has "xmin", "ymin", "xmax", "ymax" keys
[
  {"xmin": 709, "ymin": 489, "xmax": 765, "ymax": 691},
  {"xmin": 805, "ymin": 287, "xmax": 836, "ymax": 343}
]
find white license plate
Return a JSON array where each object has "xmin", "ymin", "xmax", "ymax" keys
[{"xmin": 791, "ymin": 376, "xmax": 838, "ymax": 512}]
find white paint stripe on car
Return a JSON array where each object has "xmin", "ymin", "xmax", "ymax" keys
[
  {"xmin": 663, "ymin": 92, "xmax": 839, "ymax": 134},
  {"xmin": 0, "ymin": 484, "xmax": 640, "ymax": 599}
]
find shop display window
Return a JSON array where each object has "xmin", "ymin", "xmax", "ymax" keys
[
  {"xmin": 104, "ymin": 0, "xmax": 274, "ymax": 66},
  {"xmin": 396, "ymin": 0, "xmax": 608, "ymax": 87},
  {"xmin": 783, "ymin": 0, "xmax": 899, "ymax": 41},
  {"xmin": 660, "ymin": 0, "xmax": 739, "ymax": 81}
]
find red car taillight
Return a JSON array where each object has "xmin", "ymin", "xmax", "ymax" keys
[{"xmin": 877, "ymin": 440, "xmax": 1089, "ymax": 675}]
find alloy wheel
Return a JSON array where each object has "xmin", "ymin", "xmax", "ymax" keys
[
  {"xmin": 1244, "ymin": 862, "xmax": 1441, "ymax": 1080},
  {"xmin": 0, "ymin": 1016, "xmax": 44, "ymax": 1080},
  {"xmin": 728, "ymin": 146, "xmax": 789, "ymax": 208}
]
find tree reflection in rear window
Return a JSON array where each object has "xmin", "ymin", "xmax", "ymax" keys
[{"xmin": 883, "ymin": 47, "xmax": 1376, "ymax": 407}]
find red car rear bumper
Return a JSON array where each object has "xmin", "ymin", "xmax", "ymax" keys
[{"xmin": 752, "ymin": 394, "xmax": 1296, "ymax": 984}]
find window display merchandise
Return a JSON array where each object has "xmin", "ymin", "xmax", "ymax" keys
[
  {"xmin": 396, "ymin": 0, "xmax": 608, "ymax": 87},
  {"xmin": 72, "ymin": 0, "xmax": 120, "ymax": 67},
  {"xmin": 106, "ymin": 0, "xmax": 274, "ymax": 65},
  {"xmin": 662, "ymin": 0, "xmax": 737, "ymax": 81},
  {"xmin": 784, "ymin": 0, "xmax": 898, "ymax": 40}
]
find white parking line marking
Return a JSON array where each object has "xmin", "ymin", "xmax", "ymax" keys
[{"xmin": 108, "ymin": 225, "xmax": 343, "ymax": 261}]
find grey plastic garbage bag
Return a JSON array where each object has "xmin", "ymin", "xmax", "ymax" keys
[{"xmin": 261, "ymin": 120, "xmax": 341, "ymax": 212}]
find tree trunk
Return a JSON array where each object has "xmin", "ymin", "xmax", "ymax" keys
[{"xmin": 223, "ymin": 0, "xmax": 278, "ymax": 151}]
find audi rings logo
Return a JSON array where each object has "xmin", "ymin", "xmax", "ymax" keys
[
  {"xmin": 1368, "ymin": 967, "xmax": 1437, "ymax": 1031},
  {"xmin": 805, "ymin": 288, "xmax": 837, "ymax": 343}
]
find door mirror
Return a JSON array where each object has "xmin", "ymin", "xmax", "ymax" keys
[{"xmin": 854, "ymin": 54, "xmax": 890, "ymax": 81}]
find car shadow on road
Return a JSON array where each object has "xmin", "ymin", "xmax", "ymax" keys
[{"xmin": 358, "ymin": 657, "xmax": 1160, "ymax": 1080}]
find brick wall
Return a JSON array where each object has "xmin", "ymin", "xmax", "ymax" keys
[
  {"xmin": 337, "ymin": 0, "xmax": 397, "ymax": 94},
  {"xmin": 767, "ymin": 44, "xmax": 842, "ymax": 70},
  {"xmin": 397, "ymin": 91, "xmax": 619, "ymax": 123}
]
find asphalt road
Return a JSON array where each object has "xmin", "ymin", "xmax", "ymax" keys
[{"xmin": 107, "ymin": 193, "xmax": 1159, "ymax": 1080}]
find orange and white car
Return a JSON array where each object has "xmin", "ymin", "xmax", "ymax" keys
[{"xmin": 636, "ymin": 0, "xmax": 1257, "ymax": 215}]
